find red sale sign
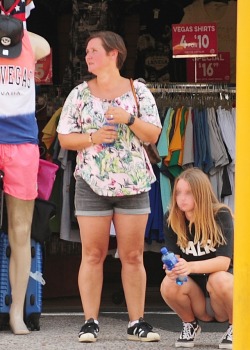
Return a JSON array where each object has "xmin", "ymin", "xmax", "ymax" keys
[
  {"xmin": 172, "ymin": 23, "xmax": 218, "ymax": 57},
  {"xmin": 186, "ymin": 52, "xmax": 230, "ymax": 82},
  {"xmin": 35, "ymin": 49, "xmax": 53, "ymax": 85}
]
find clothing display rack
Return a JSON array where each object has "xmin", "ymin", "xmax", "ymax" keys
[
  {"xmin": 147, "ymin": 82, "xmax": 236, "ymax": 111},
  {"xmin": 147, "ymin": 82, "xmax": 236, "ymax": 94},
  {"xmin": 150, "ymin": 80, "xmax": 236, "ymax": 214}
]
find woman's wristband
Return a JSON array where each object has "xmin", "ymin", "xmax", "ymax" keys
[{"xmin": 88, "ymin": 133, "xmax": 94, "ymax": 146}]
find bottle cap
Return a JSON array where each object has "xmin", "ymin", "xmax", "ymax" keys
[{"xmin": 161, "ymin": 247, "xmax": 168, "ymax": 254}]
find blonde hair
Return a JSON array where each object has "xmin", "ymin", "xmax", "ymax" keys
[{"xmin": 167, "ymin": 168, "xmax": 233, "ymax": 249}]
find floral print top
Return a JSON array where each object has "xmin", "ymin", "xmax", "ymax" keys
[{"xmin": 57, "ymin": 80, "xmax": 162, "ymax": 196}]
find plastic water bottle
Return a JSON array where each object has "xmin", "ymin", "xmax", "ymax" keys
[
  {"xmin": 161, "ymin": 247, "xmax": 187, "ymax": 285},
  {"xmin": 102, "ymin": 122, "xmax": 118, "ymax": 147}
]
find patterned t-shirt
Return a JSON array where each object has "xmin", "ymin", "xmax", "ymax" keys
[{"xmin": 57, "ymin": 80, "xmax": 162, "ymax": 197}]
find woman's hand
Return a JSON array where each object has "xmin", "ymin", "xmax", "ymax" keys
[
  {"xmin": 105, "ymin": 106, "xmax": 161, "ymax": 144},
  {"xmin": 92, "ymin": 125, "xmax": 118, "ymax": 145},
  {"xmin": 105, "ymin": 106, "xmax": 130, "ymax": 125}
]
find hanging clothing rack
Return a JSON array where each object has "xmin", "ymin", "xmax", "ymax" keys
[{"xmin": 147, "ymin": 82, "xmax": 236, "ymax": 94}]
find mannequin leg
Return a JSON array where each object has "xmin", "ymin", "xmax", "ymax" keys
[{"xmin": 5, "ymin": 194, "xmax": 34, "ymax": 335}]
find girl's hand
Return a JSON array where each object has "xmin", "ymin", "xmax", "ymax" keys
[
  {"xmin": 163, "ymin": 264, "xmax": 179, "ymax": 281},
  {"xmin": 173, "ymin": 258, "xmax": 190, "ymax": 276}
]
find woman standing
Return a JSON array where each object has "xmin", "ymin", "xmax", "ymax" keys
[
  {"xmin": 160, "ymin": 168, "xmax": 234, "ymax": 349},
  {"xmin": 57, "ymin": 31, "xmax": 162, "ymax": 343}
]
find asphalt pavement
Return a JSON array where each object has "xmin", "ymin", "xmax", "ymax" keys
[{"xmin": 0, "ymin": 311, "xmax": 228, "ymax": 350}]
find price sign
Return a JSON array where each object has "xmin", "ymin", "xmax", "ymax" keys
[
  {"xmin": 186, "ymin": 52, "xmax": 230, "ymax": 82},
  {"xmin": 35, "ymin": 49, "xmax": 53, "ymax": 85},
  {"xmin": 172, "ymin": 23, "xmax": 218, "ymax": 57}
]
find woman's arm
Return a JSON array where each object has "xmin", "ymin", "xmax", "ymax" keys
[
  {"xmin": 105, "ymin": 104, "xmax": 161, "ymax": 144},
  {"xmin": 58, "ymin": 133, "xmax": 91, "ymax": 151},
  {"xmin": 130, "ymin": 81, "xmax": 162, "ymax": 143},
  {"xmin": 128, "ymin": 117, "xmax": 161, "ymax": 144}
]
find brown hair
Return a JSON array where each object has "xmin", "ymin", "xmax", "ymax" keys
[
  {"xmin": 167, "ymin": 168, "xmax": 233, "ymax": 248},
  {"xmin": 85, "ymin": 31, "xmax": 127, "ymax": 70}
]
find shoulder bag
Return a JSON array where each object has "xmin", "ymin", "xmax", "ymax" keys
[{"xmin": 129, "ymin": 79, "xmax": 161, "ymax": 164}]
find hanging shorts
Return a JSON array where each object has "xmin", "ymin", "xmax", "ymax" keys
[{"xmin": 0, "ymin": 144, "xmax": 39, "ymax": 200}]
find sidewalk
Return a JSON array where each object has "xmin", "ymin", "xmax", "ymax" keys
[{"xmin": 0, "ymin": 312, "xmax": 228, "ymax": 350}]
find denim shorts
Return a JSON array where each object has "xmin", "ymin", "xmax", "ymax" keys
[{"xmin": 74, "ymin": 176, "xmax": 151, "ymax": 216}]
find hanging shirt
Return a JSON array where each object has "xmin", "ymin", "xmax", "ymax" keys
[
  {"xmin": 0, "ymin": 30, "xmax": 38, "ymax": 144},
  {"xmin": 62, "ymin": 0, "xmax": 117, "ymax": 93},
  {"xmin": 134, "ymin": 0, "xmax": 184, "ymax": 82},
  {"xmin": 0, "ymin": 0, "xmax": 35, "ymax": 28},
  {"xmin": 181, "ymin": 0, "xmax": 237, "ymax": 83}
]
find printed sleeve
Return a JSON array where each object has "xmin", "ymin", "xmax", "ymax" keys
[
  {"xmin": 56, "ymin": 83, "xmax": 88, "ymax": 134},
  {"xmin": 134, "ymin": 81, "xmax": 162, "ymax": 128},
  {"xmin": 163, "ymin": 212, "xmax": 182, "ymax": 255},
  {"xmin": 215, "ymin": 208, "xmax": 234, "ymax": 259}
]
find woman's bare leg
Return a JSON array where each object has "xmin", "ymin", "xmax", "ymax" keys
[
  {"xmin": 77, "ymin": 215, "xmax": 111, "ymax": 320},
  {"xmin": 114, "ymin": 213, "xmax": 148, "ymax": 321}
]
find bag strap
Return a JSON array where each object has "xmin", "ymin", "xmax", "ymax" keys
[{"xmin": 130, "ymin": 78, "xmax": 140, "ymax": 115}]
